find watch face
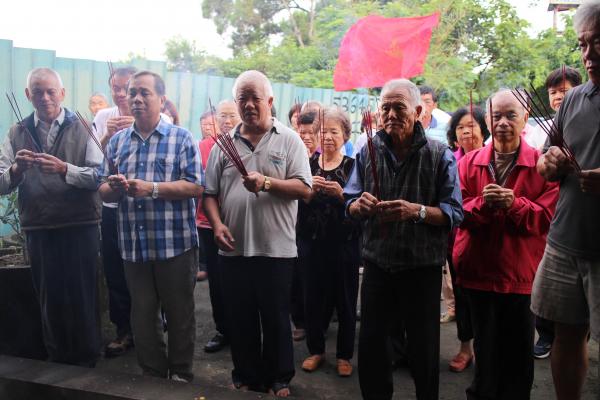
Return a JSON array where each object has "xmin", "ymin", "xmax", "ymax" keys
[{"xmin": 419, "ymin": 206, "xmax": 426, "ymax": 219}]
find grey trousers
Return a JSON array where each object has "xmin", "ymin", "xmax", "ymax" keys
[{"xmin": 123, "ymin": 247, "xmax": 197, "ymax": 381}]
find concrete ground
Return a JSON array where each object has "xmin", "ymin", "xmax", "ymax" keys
[{"xmin": 97, "ymin": 279, "xmax": 600, "ymax": 399}]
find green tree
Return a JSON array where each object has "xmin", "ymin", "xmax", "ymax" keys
[{"xmin": 164, "ymin": 36, "xmax": 220, "ymax": 73}]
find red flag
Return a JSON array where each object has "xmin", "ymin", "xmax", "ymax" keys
[{"xmin": 333, "ymin": 13, "xmax": 440, "ymax": 91}]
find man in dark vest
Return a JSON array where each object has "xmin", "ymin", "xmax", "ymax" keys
[
  {"xmin": 0, "ymin": 67, "xmax": 102, "ymax": 367},
  {"xmin": 344, "ymin": 78, "xmax": 463, "ymax": 400}
]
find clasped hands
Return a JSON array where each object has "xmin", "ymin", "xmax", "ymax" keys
[
  {"xmin": 107, "ymin": 174, "xmax": 153, "ymax": 197},
  {"xmin": 312, "ymin": 176, "xmax": 343, "ymax": 199},
  {"xmin": 12, "ymin": 149, "xmax": 67, "ymax": 175},
  {"xmin": 482, "ymin": 184, "xmax": 515, "ymax": 209},
  {"xmin": 351, "ymin": 192, "xmax": 420, "ymax": 222}
]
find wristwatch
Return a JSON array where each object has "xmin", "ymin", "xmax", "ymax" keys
[
  {"xmin": 415, "ymin": 205, "xmax": 427, "ymax": 223},
  {"xmin": 151, "ymin": 182, "xmax": 159, "ymax": 199},
  {"xmin": 262, "ymin": 176, "xmax": 272, "ymax": 192}
]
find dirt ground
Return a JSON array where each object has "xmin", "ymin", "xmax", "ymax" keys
[{"xmin": 96, "ymin": 279, "xmax": 600, "ymax": 399}]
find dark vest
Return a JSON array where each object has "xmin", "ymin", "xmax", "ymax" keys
[
  {"xmin": 361, "ymin": 123, "xmax": 450, "ymax": 271},
  {"xmin": 9, "ymin": 110, "xmax": 101, "ymax": 230}
]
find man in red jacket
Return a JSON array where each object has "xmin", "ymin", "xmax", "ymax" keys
[{"xmin": 453, "ymin": 89, "xmax": 559, "ymax": 400}]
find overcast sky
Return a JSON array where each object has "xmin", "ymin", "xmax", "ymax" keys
[{"xmin": 0, "ymin": 0, "xmax": 564, "ymax": 62}]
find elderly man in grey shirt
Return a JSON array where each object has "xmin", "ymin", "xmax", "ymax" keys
[
  {"xmin": 0, "ymin": 68, "xmax": 102, "ymax": 367},
  {"xmin": 532, "ymin": 2, "xmax": 600, "ymax": 399},
  {"xmin": 204, "ymin": 70, "xmax": 312, "ymax": 397}
]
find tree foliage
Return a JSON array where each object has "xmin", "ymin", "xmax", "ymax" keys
[{"xmin": 165, "ymin": 0, "xmax": 584, "ymax": 111}]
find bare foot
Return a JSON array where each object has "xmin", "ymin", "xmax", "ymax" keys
[{"xmin": 269, "ymin": 387, "xmax": 291, "ymax": 397}]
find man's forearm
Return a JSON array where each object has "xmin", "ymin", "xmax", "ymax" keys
[
  {"xmin": 203, "ymin": 194, "xmax": 223, "ymax": 229},
  {"xmin": 268, "ymin": 177, "xmax": 311, "ymax": 200},
  {"xmin": 156, "ymin": 180, "xmax": 202, "ymax": 200}
]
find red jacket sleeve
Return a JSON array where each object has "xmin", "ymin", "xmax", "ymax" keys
[{"xmin": 506, "ymin": 178, "xmax": 559, "ymax": 236}]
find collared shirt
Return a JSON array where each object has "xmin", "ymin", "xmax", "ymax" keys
[
  {"xmin": 424, "ymin": 115, "xmax": 449, "ymax": 144},
  {"xmin": 0, "ymin": 108, "xmax": 102, "ymax": 194},
  {"xmin": 204, "ymin": 118, "xmax": 312, "ymax": 258},
  {"xmin": 343, "ymin": 124, "xmax": 463, "ymax": 270},
  {"xmin": 97, "ymin": 119, "xmax": 203, "ymax": 262},
  {"xmin": 545, "ymin": 81, "xmax": 600, "ymax": 259}
]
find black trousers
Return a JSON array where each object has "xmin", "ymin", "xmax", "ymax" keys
[
  {"xmin": 447, "ymin": 258, "xmax": 473, "ymax": 342},
  {"xmin": 28, "ymin": 225, "xmax": 101, "ymax": 367},
  {"xmin": 101, "ymin": 206, "xmax": 131, "ymax": 338},
  {"xmin": 290, "ymin": 257, "xmax": 305, "ymax": 330},
  {"xmin": 299, "ymin": 237, "xmax": 360, "ymax": 360},
  {"xmin": 465, "ymin": 289, "xmax": 534, "ymax": 400},
  {"xmin": 198, "ymin": 227, "xmax": 226, "ymax": 336},
  {"xmin": 219, "ymin": 256, "xmax": 295, "ymax": 389},
  {"xmin": 358, "ymin": 263, "xmax": 441, "ymax": 400}
]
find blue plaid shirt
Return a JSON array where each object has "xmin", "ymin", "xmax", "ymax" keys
[{"xmin": 97, "ymin": 119, "xmax": 203, "ymax": 262}]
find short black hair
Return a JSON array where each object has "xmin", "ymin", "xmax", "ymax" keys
[
  {"xmin": 129, "ymin": 70, "xmax": 166, "ymax": 96},
  {"xmin": 545, "ymin": 66, "xmax": 582, "ymax": 90},
  {"xmin": 108, "ymin": 66, "xmax": 137, "ymax": 86},
  {"xmin": 446, "ymin": 106, "xmax": 491, "ymax": 151},
  {"xmin": 418, "ymin": 85, "xmax": 438, "ymax": 102},
  {"xmin": 298, "ymin": 111, "xmax": 316, "ymax": 125}
]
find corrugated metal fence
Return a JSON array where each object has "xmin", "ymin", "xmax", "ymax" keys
[{"xmin": 0, "ymin": 39, "xmax": 375, "ymax": 141}]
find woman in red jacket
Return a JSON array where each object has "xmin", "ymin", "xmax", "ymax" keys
[{"xmin": 453, "ymin": 90, "xmax": 559, "ymax": 400}]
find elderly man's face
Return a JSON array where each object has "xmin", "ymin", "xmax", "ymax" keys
[
  {"xmin": 217, "ymin": 102, "xmax": 241, "ymax": 134},
  {"xmin": 111, "ymin": 73, "xmax": 132, "ymax": 110},
  {"xmin": 25, "ymin": 74, "xmax": 65, "ymax": 123},
  {"xmin": 236, "ymin": 81, "xmax": 273, "ymax": 128},
  {"xmin": 89, "ymin": 95, "xmax": 109, "ymax": 116},
  {"xmin": 487, "ymin": 92, "xmax": 527, "ymax": 147},
  {"xmin": 578, "ymin": 20, "xmax": 600, "ymax": 85},
  {"xmin": 380, "ymin": 88, "xmax": 422, "ymax": 140},
  {"xmin": 127, "ymin": 74, "xmax": 164, "ymax": 124}
]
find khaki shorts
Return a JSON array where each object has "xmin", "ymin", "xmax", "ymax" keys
[{"xmin": 531, "ymin": 243, "xmax": 600, "ymax": 341}]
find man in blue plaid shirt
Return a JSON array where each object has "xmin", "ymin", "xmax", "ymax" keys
[{"xmin": 98, "ymin": 71, "xmax": 203, "ymax": 383}]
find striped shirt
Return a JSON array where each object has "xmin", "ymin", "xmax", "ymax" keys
[{"xmin": 97, "ymin": 119, "xmax": 203, "ymax": 262}]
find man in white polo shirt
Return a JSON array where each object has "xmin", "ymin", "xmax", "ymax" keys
[{"xmin": 204, "ymin": 70, "xmax": 312, "ymax": 397}]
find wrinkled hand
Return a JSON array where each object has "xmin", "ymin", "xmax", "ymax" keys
[
  {"xmin": 579, "ymin": 168, "xmax": 600, "ymax": 195},
  {"xmin": 214, "ymin": 224, "xmax": 235, "ymax": 252},
  {"xmin": 126, "ymin": 179, "xmax": 152, "ymax": 198},
  {"xmin": 542, "ymin": 146, "xmax": 574, "ymax": 180},
  {"xmin": 350, "ymin": 192, "xmax": 379, "ymax": 218},
  {"xmin": 482, "ymin": 184, "xmax": 515, "ymax": 209},
  {"xmin": 12, "ymin": 149, "xmax": 36, "ymax": 175},
  {"xmin": 312, "ymin": 176, "xmax": 343, "ymax": 199},
  {"xmin": 106, "ymin": 116, "xmax": 135, "ymax": 137},
  {"xmin": 242, "ymin": 171, "xmax": 265, "ymax": 193},
  {"xmin": 377, "ymin": 199, "xmax": 419, "ymax": 222},
  {"xmin": 34, "ymin": 153, "xmax": 67, "ymax": 175}
]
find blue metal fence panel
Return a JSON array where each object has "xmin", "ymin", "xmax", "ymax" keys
[{"xmin": 0, "ymin": 39, "xmax": 377, "ymax": 234}]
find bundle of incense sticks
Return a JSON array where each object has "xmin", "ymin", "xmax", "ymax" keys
[
  {"xmin": 75, "ymin": 111, "xmax": 117, "ymax": 174},
  {"xmin": 5, "ymin": 92, "xmax": 42, "ymax": 153},
  {"xmin": 319, "ymin": 108, "xmax": 326, "ymax": 175},
  {"xmin": 488, "ymin": 98, "xmax": 498, "ymax": 183},
  {"xmin": 511, "ymin": 82, "xmax": 581, "ymax": 172},
  {"xmin": 362, "ymin": 110, "xmax": 381, "ymax": 200}
]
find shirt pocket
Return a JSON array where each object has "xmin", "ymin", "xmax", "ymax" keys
[
  {"xmin": 265, "ymin": 150, "xmax": 287, "ymax": 179},
  {"xmin": 154, "ymin": 156, "xmax": 178, "ymax": 182}
]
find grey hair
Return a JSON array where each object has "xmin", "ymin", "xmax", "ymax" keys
[
  {"xmin": 380, "ymin": 79, "xmax": 421, "ymax": 108},
  {"xmin": 89, "ymin": 92, "xmax": 109, "ymax": 102},
  {"xmin": 26, "ymin": 67, "xmax": 64, "ymax": 90},
  {"xmin": 574, "ymin": 0, "xmax": 600, "ymax": 34},
  {"xmin": 232, "ymin": 70, "xmax": 274, "ymax": 98},
  {"xmin": 323, "ymin": 105, "xmax": 352, "ymax": 139}
]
